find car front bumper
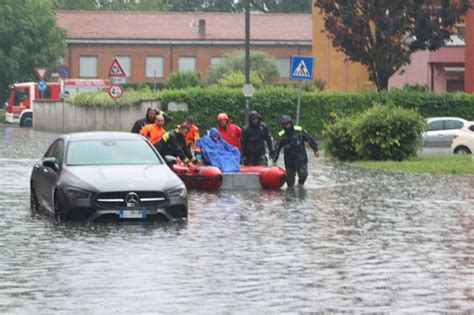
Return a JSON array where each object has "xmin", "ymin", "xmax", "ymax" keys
[{"xmin": 58, "ymin": 192, "xmax": 188, "ymax": 222}]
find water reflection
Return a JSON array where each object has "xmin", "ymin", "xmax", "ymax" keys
[{"xmin": 0, "ymin": 127, "xmax": 472, "ymax": 313}]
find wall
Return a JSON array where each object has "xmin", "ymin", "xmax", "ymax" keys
[
  {"xmin": 65, "ymin": 44, "xmax": 312, "ymax": 82},
  {"xmin": 389, "ymin": 51, "xmax": 431, "ymax": 89},
  {"xmin": 466, "ymin": 3, "xmax": 474, "ymax": 93},
  {"xmin": 33, "ymin": 100, "xmax": 158, "ymax": 133},
  {"xmin": 312, "ymin": 5, "xmax": 374, "ymax": 91}
]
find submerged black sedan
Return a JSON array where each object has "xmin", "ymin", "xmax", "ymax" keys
[{"xmin": 30, "ymin": 132, "xmax": 187, "ymax": 222}]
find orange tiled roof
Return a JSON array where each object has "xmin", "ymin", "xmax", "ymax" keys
[{"xmin": 56, "ymin": 11, "xmax": 312, "ymax": 41}]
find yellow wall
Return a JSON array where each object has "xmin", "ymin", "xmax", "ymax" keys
[{"xmin": 312, "ymin": 5, "xmax": 375, "ymax": 91}]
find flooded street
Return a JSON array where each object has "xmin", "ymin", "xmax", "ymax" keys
[{"xmin": 0, "ymin": 127, "xmax": 473, "ymax": 313}]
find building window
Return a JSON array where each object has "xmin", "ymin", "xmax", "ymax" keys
[
  {"xmin": 146, "ymin": 56, "xmax": 163, "ymax": 78},
  {"xmin": 79, "ymin": 56, "xmax": 98, "ymax": 78},
  {"xmin": 457, "ymin": 26, "xmax": 465, "ymax": 39},
  {"xmin": 179, "ymin": 57, "xmax": 196, "ymax": 72},
  {"xmin": 116, "ymin": 56, "xmax": 131, "ymax": 77},
  {"xmin": 447, "ymin": 79, "xmax": 464, "ymax": 92},
  {"xmin": 210, "ymin": 57, "xmax": 222, "ymax": 67},
  {"xmin": 275, "ymin": 57, "xmax": 291, "ymax": 78}
]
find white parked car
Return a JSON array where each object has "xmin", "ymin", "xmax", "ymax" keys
[
  {"xmin": 451, "ymin": 122, "xmax": 474, "ymax": 154},
  {"xmin": 423, "ymin": 117, "xmax": 468, "ymax": 147}
]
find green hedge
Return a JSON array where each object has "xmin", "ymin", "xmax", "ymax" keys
[{"xmin": 70, "ymin": 87, "xmax": 474, "ymax": 137}]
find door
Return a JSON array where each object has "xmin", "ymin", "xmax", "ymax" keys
[
  {"xmin": 440, "ymin": 119, "xmax": 464, "ymax": 147},
  {"xmin": 425, "ymin": 120, "xmax": 444, "ymax": 146},
  {"xmin": 37, "ymin": 140, "xmax": 63, "ymax": 213}
]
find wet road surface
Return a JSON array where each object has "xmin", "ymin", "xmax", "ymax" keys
[{"xmin": 0, "ymin": 127, "xmax": 473, "ymax": 313}]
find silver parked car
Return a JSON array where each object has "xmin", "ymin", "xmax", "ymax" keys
[
  {"xmin": 423, "ymin": 117, "xmax": 468, "ymax": 147},
  {"xmin": 30, "ymin": 132, "xmax": 187, "ymax": 222}
]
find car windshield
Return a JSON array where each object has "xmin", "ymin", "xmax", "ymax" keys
[{"xmin": 67, "ymin": 139, "xmax": 161, "ymax": 166}]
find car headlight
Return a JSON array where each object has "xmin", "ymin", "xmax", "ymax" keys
[
  {"xmin": 167, "ymin": 184, "xmax": 187, "ymax": 198},
  {"xmin": 64, "ymin": 187, "xmax": 92, "ymax": 199}
]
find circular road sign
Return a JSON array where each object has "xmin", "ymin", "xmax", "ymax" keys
[
  {"xmin": 57, "ymin": 64, "xmax": 71, "ymax": 78},
  {"xmin": 242, "ymin": 83, "xmax": 255, "ymax": 98},
  {"xmin": 109, "ymin": 84, "xmax": 124, "ymax": 99},
  {"xmin": 37, "ymin": 80, "xmax": 47, "ymax": 92}
]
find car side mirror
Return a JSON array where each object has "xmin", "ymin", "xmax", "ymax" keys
[
  {"xmin": 43, "ymin": 157, "xmax": 58, "ymax": 170},
  {"xmin": 164, "ymin": 155, "xmax": 177, "ymax": 167}
]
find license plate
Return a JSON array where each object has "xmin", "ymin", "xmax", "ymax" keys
[{"xmin": 119, "ymin": 209, "xmax": 146, "ymax": 219}]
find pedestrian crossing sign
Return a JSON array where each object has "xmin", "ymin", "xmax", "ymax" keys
[{"xmin": 290, "ymin": 55, "xmax": 314, "ymax": 81}]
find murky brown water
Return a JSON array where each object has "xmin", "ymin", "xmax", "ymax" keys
[{"xmin": 0, "ymin": 127, "xmax": 473, "ymax": 313}]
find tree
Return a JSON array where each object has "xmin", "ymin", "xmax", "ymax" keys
[
  {"xmin": 0, "ymin": 0, "xmax": 66, "ymax": 100},
  {"xmin": 314, "ymin": 0, "xmax": 471, "ymax": 91},
  {"xmin": 207, "ymin": 50, "xmax": 279, "ymax": 85}
]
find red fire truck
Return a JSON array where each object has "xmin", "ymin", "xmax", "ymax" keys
[{"xmin": 5, "ymin": 79, "xmax": 110, "ymax": 127}]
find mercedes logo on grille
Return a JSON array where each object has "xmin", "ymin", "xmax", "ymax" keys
[{"xmin": 125, "ymin": 192, "xmax": 139, "ymax": 207}]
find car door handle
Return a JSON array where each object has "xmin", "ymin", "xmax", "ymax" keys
[{"xmin": 43, "ymin": 169, "xmax": 48, "ymax": 175}]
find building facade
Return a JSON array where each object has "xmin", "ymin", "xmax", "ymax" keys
[
  {"xmin": 56, "ymin": 11, "xmax": 312, "ymax": 82},
  {"xmin": 312, "ymin": 3, "xmax": 473, "ymax": 93}
]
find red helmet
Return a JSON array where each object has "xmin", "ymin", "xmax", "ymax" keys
[{"xmin": 217, "ymin": 113, "xmax": 229, "ymax": 121}]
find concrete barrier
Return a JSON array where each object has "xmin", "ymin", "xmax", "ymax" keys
[
  {"xmin": 33, "ymin": 100, "xmax": 160, "ymax": 133},
  {"xmin": 220, "ymin": 173, "xmax": 261, "ymax": 190}
]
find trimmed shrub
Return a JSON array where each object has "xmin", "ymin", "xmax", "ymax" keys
[
  {"xmin": 325, "ymin": 104, "xmax": 426, "ymax": 161},
  {"xmin": 323, "ymin": 116, "xmax": 359, "ymax": 161},
  {"xmin": 165, "ymin": 70, "xmax": 202, "ymax": 89},
  {"xmin": 352, "ymin": 104, "xmax": 425, "ymax": 161}
]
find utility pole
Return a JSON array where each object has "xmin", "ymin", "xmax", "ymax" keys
[{"xmin": 244, "ymin": 0, "xmax": 251, "ymax": 118}]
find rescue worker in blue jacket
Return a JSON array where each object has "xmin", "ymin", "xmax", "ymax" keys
[
  {"xmin": 241, "ymin": 111, "xmax": 274, "ymax": 166},
  {"xmin": 272, "ymin": 115, "xmax": 319, "ymax": 187}
]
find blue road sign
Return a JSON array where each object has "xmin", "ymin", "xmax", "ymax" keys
[
  {"xmin": 37, "ymin": 80, "xmax": 47, "ymax": 92},
  {"xmin": 290, "ymin": 55, "xmax": 314, "ymax": 81},
  {"xmin": 58, "ymin": 64, "xmax": 71, "ymax": 78}
]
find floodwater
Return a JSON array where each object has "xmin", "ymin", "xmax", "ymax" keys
[{"xmin": 0, "ymin": 127, "xmax": 473, "ymax": 314}]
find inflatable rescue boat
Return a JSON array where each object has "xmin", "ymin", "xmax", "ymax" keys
[
  {"xmin": 172, "ymin": 162, "xmax": 224, "ymax": 190},
  {"xmin": 172, "ymin": 161, "xmax": 286, "ymax": 190},
  {"xmin": 240, "ymin": 165, "xmax": 287, "ymax": 190}
]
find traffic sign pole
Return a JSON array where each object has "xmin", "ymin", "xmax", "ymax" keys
[{"xmin": 296, "ymin": 80, "xmax": 302, "ymax": 125}]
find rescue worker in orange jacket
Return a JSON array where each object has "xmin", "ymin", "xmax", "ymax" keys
[
  {"xmin": 140, "ymin": 114, "xmax": 166, "ymax": 144},
  {"xmin": 184, "ymin": 115, "xmax": 201, "ymax": 155},
  {"xmin": 217, "ymin": 113, "xmax": 242, "ymax": 150}
]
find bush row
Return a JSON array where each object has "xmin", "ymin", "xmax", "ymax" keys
[{"xmin": 69, "ymin": 87, "xmax": 474, "ymax": 137}]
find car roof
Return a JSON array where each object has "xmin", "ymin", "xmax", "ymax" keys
[
  {"xmin": 426, "ymin": 117, "xmax": 467, "ymax": 122},
  {"xmin": 61, "ymin": 131, "xmax": 144, "ymax": 142}
]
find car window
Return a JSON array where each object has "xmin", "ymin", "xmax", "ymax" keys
[
  {"xmin": 469, "ymin": 125, "xmax": 474, "ymax": 132},
  {"xmin": 444, "ymin": 120, "xmax": 463, "ymax": 130},
  {"xmin": 53, "ymin": 141, "xmax": 64, "ymax": 165},
  {"xmin": 427, "ymin": 121, "xmax": 443, "ymax": 131},
  {"xmin": 67, "ymin": 139, "xmax": 161, "ymax": 166},
  {"xmin": 44, "ymin": 140, "xmax": 59, "ymax": 158}
]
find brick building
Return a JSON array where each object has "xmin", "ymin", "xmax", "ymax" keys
[{"xmin": 56, "ymin": 11, "xmax": 312, "ymax": 82}]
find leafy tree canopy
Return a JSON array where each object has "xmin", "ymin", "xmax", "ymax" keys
[
  {"xmin": 314, "ymin": 0, "xmax": 471, "ymax": 91},
  {"xmin": 0, "ymin": 0, "xmax": 66, "ymax": 100},
  {"xmin": 207, "ymin": 50, "xmax": 279, "ymax": 85}
]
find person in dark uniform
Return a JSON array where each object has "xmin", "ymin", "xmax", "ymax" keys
[
  {"xmin": 154, "ymin": 124, "xmax": 196, "ymax": 164},
  {"xmin": 272, "ymin": 115, "xmax": 319, "ymax": 187},
  {"xmin": 241, "ymin": 111, "xmax": 274, "ymax": 166},
  {"xmin": 131, "ymin": 107, "xmax": 172, "ymax": 134}
]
